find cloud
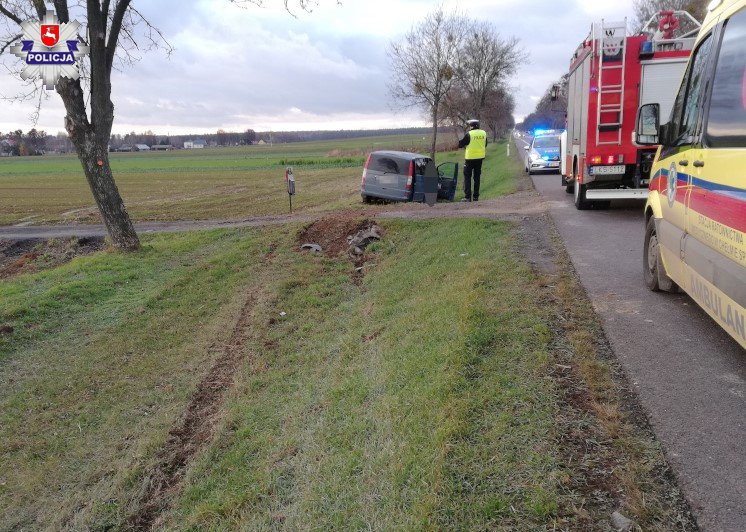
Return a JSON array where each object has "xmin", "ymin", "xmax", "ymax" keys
[{"xmin": 0, "ymin": 0, "xmax": 637, "ymax": 133}]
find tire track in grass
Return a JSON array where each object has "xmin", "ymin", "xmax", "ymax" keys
[{"xmin": 126, "ymin": 246, "xmax": 277, "ymax": 530}]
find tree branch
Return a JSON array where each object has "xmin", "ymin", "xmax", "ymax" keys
[
  {"xmin": 0, "ymin": 2, "xmax": 23, "ymax": 25},
  {"xmin": 107, "ymin": 0, "xmax": 132, "ymax": 72},
  {"xmin": 0, "ymin": 32, "xmax": 20, "ymax": 54},
  {"xmin": 52, "ymin": 0, "xmax": 70, "ymax": 23},
  {"xmin": 30, "ymin": 0, "xmax": 45, "ymax": 19}
]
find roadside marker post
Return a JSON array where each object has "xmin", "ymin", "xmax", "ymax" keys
[{"xmin": 285, "ymin": 167, "xmax": 296, "ymax": 213}]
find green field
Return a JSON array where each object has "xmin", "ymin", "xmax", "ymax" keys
[{"xmin": 0, "ymin": 134, "xmax": 516, "ymax": 225}]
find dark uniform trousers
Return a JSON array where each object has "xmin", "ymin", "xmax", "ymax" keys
[{"xmin": 463, "ymin": 158, "xmax": 484, "ymax": 201}]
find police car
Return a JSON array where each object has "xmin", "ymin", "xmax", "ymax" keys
[
  {"xmin": 524, "ymin": 129, "xmax": 562, "ymax": 175},
  {"xmin": 636, "ymin": 0, "xmax": 746, "ymax": 348}
]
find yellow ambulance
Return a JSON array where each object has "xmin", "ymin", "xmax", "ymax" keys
[{"xmin": 636, "ymin": 0, "xmax": 746, "ymax": 348}]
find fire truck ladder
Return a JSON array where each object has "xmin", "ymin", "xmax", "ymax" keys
[{"xmin": 596, "ymin": 18, "xmax": 627, "ymax": 146}]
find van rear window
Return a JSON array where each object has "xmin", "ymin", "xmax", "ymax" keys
[
  {"xmin": 369, "ymin": 156, "xmax": 405, "ymax": 174},
  {"xmin": 705, "ymin": 7, "xmax": 746, "ymax": 148}
]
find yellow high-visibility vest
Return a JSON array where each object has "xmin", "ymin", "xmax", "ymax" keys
[{"xmin": 465, "ymin": 129, "xmax": 487, "ymax": 160}]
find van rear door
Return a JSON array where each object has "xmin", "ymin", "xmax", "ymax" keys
[{"xmin": 368, "ymin": 154, "xmax": 406, "ymax": 200}]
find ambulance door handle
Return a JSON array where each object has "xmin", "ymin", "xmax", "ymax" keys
[
  {"xmin": 678, "ymin": 160, "xmax": 689, "ymax": 166},
  {"xmin": 693, "ymin": 160, "xmax": 705, "ymax": 168}
]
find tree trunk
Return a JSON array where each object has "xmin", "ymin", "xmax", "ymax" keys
[
  {"xmin": 76, "ymin": 137, "xmax": 140, "ymax": 250},
  {"xmin": 430, "ymin": 106, "xmax": 438, "ymax": 159},
  {"xmin": 57, "ymin": 78, "xmax": 140, "ymax": 251},
  {"xmin": 50, "ymin": 0, "xmax": 141, "ymax": 253}
]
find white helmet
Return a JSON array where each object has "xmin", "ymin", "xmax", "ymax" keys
[{"xmin": 467, "ymin": 119, "xmax": 480, "ymax": 128}]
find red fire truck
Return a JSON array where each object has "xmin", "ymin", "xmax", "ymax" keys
[{"xmin": 563, "ymin": 11, "xmax": 700, "ymax": 209}]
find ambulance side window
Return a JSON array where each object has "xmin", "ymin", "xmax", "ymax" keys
[
  {"xmin": 705, "ymin": 8, "xmax": 746, "ymax": 148},
  {"xmin": 672, "ymin": 34, "xmax": 713, "ymax": 145}
]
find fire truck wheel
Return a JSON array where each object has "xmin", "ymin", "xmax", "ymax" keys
[
  {"xmin": 643, "ymin": 216, "xmax": 677, "ymax": 292},
  {"xmin": 565, "ymin": 184, "xmax": 573, "ymax": 194},
  {"xmin": 573, "ymin": 181, "xmax": 591, "ymax": 210}
]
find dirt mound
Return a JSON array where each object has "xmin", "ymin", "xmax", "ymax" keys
[
  {"xmin": 0, "ymin": 237, "xmax": 106, "ymax": 279},
  {"xmin": 297, "ymin": 215, "xmax": 377, "ymax": 255}
]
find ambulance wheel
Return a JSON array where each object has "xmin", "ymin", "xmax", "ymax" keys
[
  {"xmin": 573, "ymin": 181, "xmax": 591, "ymax": 210},
  {"xmin": 643, "ymin": 216, "xmax": 677, "ymax": 292},
  {"xmin": 565, "ymin": 184, "xmax": 573, "ymax": 194}
]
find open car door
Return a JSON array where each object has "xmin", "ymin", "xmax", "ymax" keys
[{"xmin": 437, "ymin": 162, "xmax": 459, "ymax": 201}]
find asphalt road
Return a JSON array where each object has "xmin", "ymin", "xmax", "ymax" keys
[{"xmin": 516, "ymin": 136, "xmax": 745, "ymax": 532}]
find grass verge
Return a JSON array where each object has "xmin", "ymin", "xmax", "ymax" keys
[
  {"xmin": 0, "ymin": 216, "xmax": 693, "ymax": 530},
  {"xmin": 165, "ymin": 218, "xmax": 561, "ymax": 530},
  {"xmin": 0, "ymin": 228, "xmax": 285, "ymax": 529},
  {"xmin": 438, "ymin": 139, "xmax": 523, "ymax": 202}
]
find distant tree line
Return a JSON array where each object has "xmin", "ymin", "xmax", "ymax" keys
[
  {"xmin": 1, "ymin": 127, "xmax": 446, "ymax": 155},
  {"xmin": 0, "ymin": 129, "xmax": 74, "ymax": 156},
  {"xmin": 251, "ymin": 127, "xmax": 439, "ymax": 144}
]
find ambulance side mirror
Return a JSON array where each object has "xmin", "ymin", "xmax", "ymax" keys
[{"xmin": 635, "ymin": 103, "xmax": 660, "ymax": 145}]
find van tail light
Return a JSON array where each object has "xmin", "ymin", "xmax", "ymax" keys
[
  {"xmin": 617, "ymin": 154, "xmax": 624, "ymax": 164},
  {"xmin": 362, "ymin": 153, "xmax": 371, "ymax": 185},
  {"xmin": 590, "ymin": 155, "xmax": 602, "ymax": 165},
  {"xmin": 406, "ymin": 161, "xmax": 414, "ymax": 190}
]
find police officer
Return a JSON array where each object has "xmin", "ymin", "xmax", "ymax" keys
[{"xmin": 458, "ymin": 119, "xmax": 488, "ymax": 202}]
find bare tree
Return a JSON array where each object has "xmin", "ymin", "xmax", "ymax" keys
[
  {"xmin": 456, "ymin": 23, "xmax": 525, "ymax": 121},
  {"xmin": 481, "ymin": 87, "xmax": 515, "ymax": 141},
  {"xmin": 388, "ymin": 7, "xmax": 467, "ymax": 158},
  {"xmin": 633, "ymin": 0, "xmax": 708, "ymax": 32}
]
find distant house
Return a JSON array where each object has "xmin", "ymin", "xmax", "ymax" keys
[
  {"xmin": 151, "ymin": 144, "xmax": 174, "ymax": 151},
  {"xmin": 257, "ymin": 139, "xmax": 267, "ymax": 145},
  {"xmin": 184, "ymin": 139, "xmax": 207, "ymax": 149},
  {"xmin": 134, "ymin": 144, "xmax": 151, "ymax": 151},
  {"xmin": 0, "ymin": 139, "xmax": 18, "ymax": 156}
]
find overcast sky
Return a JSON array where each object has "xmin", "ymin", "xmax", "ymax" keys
[{"xmin": 0, "ymin": 0, "xmax": 635, "ymax": 135}]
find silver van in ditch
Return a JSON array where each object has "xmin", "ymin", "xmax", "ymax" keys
[{"xmin": 360, "ymin": 150, "xmax": 458, "ymax": 203}]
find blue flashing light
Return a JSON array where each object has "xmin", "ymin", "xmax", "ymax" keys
[{"xmin": 534, "ymin": 128, "xmax": 564, "ymax": 137}]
